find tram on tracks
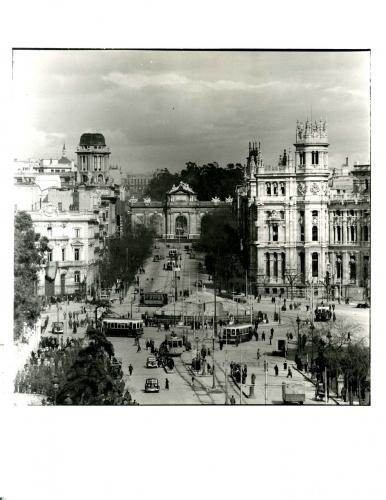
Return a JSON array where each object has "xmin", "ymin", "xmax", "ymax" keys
[
  {"xmin": 102, "ymin": 318, "xmax": 144, "ymax": 337},
  {"xmin": 314, "ymin": 306, "xmax": 332, "ymax": 322},
  {"xmin": 161, "ymin": 332, "xmax": 184, "ymax": 356},
  {"xmin": 140, "ymin": 292, "xmax": 168, "ymax": 307},
  {"xmin": 221, "ymin": 323, "xmax": 253, "ymax": 344}
]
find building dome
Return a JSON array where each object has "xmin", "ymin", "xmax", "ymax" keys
[{"xmin": 79, "ymin": 133, "xmax": 106, "ymax": 147}]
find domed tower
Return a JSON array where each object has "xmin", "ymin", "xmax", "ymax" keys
[
  {"xmin": 246, "ymin": 141, "xmax": 263, "ymax": 199},
  {"xmin": 76, "ymin": 133, "xmax": 111, "ymax": 185}
]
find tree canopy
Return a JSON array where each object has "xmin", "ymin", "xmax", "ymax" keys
[
  {"xmin": 193, "ymin": 208, "xmax": 247, "ymax": 292},
  {"xmin": 99, "ymin": 214, "xmax": 154, "ymax": 289},
  {"xmin": 14, "ymin": 211, "xmax": 49, "ymax": 340},
  {"xmin": 145, "ymin": 162, "xmax": 244, "ymax": 201}
]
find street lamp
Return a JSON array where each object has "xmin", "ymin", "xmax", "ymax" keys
[
  {"xmin": 310, "ymin": 323, "xmax": 315, "ymax": 368},
  {"xmin": 52, "ymin": 376, "xmax": 59, "ymax": 405},
  {"xmin": 296, "ymin": 315, "xmax": 301, "ymax": 354}
]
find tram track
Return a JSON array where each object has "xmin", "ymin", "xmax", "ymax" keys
[
  {"xmin": 211, "ymin": 355, "xmax": 249, "ymax": 405},
  {"xmin": 173, "ymin": 356, "xmax": 216, "ymax": 405}
]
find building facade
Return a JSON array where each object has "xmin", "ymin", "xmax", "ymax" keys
[
  {"xmin": 30, "ymin": 204, "xmax": 100, "ymax": 297},
  {"xmin": 239, "ymin": 120, "xmax": 370, "ymax": 300}
]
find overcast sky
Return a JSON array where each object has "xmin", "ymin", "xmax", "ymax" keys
[{"xmin": 12, "ymin": 50, "xmax": 370, "ymax": 173}]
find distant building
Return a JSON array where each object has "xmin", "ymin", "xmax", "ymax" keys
[{"xmin": 125, "ymin": 173, "xmax": 153, "ymax": 197}]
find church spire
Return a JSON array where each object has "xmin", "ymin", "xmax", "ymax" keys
[{"xmin": 62, "ymin": 142, "xmax": 66, "ymax": 158}]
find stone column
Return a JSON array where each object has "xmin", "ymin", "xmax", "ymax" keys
[
  {"xmin": 277, "ymin": 253, "xmax": 282, "ymax": 283},
  {"xmin": 269, "ymin": 253, "xmax": 274, "ymax": 282}
]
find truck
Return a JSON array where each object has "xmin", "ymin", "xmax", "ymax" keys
[{"xmin": 282, "ymin": 382, "xmax": 305, "ymax": 405}]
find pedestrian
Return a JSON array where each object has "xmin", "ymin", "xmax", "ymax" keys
[
  {"xmin": 128, "ymin": 364, "xmax": 133, "ymax": 376},
  {"xmin": 192, "ymin": 375, "xmax": 195, "ymax": 388},
  {"xmin": 333, "ymin": 312, "xmax": 336, "ymax": 322},
  {"xmin": 287, "ymin": 367, "xmax": 293, "ymax": 378},
  {"xmin": 165, "ymin": 378, "xmax": 169, "ymax": 390},
  {"xmin": 230, "ymin": 395, "xmax": 236, "ymax": 405},
  {"xmin": 256, "ymin": 349, "xmax": 260, "ymax": 360},
  {"xmin": 274, "ymin": 364, "xmax": 279, "ymax": 376},
  {"xmin": 269, "ymin": 337, "xmax": 272, "ymax": 345},
  {"xmin": 137, "ymin": 343, "xmax": 141, "ymax": 352},
  {"xmin": 262, "ymin": 331, "xmax": 265, "ymax": 341},
  {"xmin": 73, "ymin": 324, "xmax": 77, "ymax": 334},
  {"xmin": 283, "ymin": 361, "xmax": 287, "ymax": 370},
  {"xmin": 270, "ymin": 327, "xmax": 274, "ymax": 337}
]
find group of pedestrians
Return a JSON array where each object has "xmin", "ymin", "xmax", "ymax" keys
[{"xmin": 273, "ymin": 362, "xmax": 292, "ymax": 378}]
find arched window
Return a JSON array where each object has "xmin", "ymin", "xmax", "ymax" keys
[
  {"xmin": 280, "ymin": 182, "xmax": 286, "ymax": 195},
  {"xmin": 337, "ymin": 226, "xmax": 341, "ymax": 242},
  {"xmin": 281, "ymin": 252, "xmax": 286, "ymax": 279},
  {"xmin": 312, "ymin": 225, "xmax": 318, "ymax": 241},
  {"xmin": 312, "ymin": 252, "xmax": 319, "ymax": 278},
  {"xmin": 266, "ymin": 182, "xmax": 271, "ymax": 196},
  {"xmin": 74, "ymin": 271, "xmax": 81, "ymax": 284},
  {"xmin": 350, "ymin": 226, "xmax": 355, "ymax": 242},
  {"xmin": 336, "ymin": 256, "xmax": 342, "ymax": 279},
  {"xmin": 273, "ymin": 182, "xmax": 278, "ymax": 196},
  {"xmin": 364, "ymin": 225, "xmax": 369, "ymax": 241}
]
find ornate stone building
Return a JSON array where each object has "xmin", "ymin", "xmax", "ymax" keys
[
  {"xmin": 128, "ymin": 181, "xmax": 230, "ymax": 239},
  {"xmin": 239, "ymin": 120, "xmax": 370, "ymax": 300}
]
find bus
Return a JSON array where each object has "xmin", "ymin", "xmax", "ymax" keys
[
  {"xmin": 140, "ymin": 292, "xmax": 168, "ymax": 307},
  {"xmin": 314, "ymin": 306, "xmax": 332, "ymax": 322},
  {"xmin": 102, "ymin": 318, "xmax": 144, "ymax": 337},
  {"xmin": 221, "ymin": 323, "xmax": 253, "ymax": 344}
]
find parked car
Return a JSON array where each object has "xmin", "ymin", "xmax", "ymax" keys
[
  {"xmin": 52, "ymin": 321, "xmax": 64, "ymax": 335},
  {"xmin": 145, "ymin": 378, "xmax": 160, "ymax": 393},
  {"xmin": 356, "ymin": 303, "xmax": 370, "ymax": 308},
  {"xmin": 146, "ymin": 356, "xmax": 158, "ymax": 368}
]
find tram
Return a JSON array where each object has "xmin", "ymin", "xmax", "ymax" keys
[
  {"xmin": 102, "ymin": 318, "xmax": 144, "ymax": 337},
  {"xmin": 140, "ymin": 292, "xmax": 168, "ymax": 307},
  {"xmin": 221, "ymin": 323, "xmax": 253, "ymax": 344},
  {"xmin": 314, "ymin": 306, "xmax": 332, "ymax": 322},
  {"xmin": 162, "ymin": 332, "xmax": 184, "ymax": 356},
  {"xmin": 168, "ymin": 248, "xmax": 178, "ymax": 260}
]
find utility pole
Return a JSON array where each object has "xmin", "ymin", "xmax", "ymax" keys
[
  {"xmin": 239, "ymin": 349, "xmax": 243, "ymax": 405},
  {"xmin": 224, "ymin": 348, "xmax": 229, "ymax": 404},
  {"xmin": 264, "ymin": 359, "xmax": 268, "ymax": 405},
  {"xmin": 212, "ymin": 275, "xmax": 217, "ymax": 389}
]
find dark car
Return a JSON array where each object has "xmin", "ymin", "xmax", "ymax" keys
[{"xmin": 356, "ymin": 303, "xmax": 370, "ymax": 308}]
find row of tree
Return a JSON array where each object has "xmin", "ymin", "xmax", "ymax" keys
[
  {"xmin": 294, "ymin": 318, "xmax": 370, "ymax": 404},
  {"xmin": 14, "ymin": 212, "xmax": 49, "ymax": 341},
  {"xmin": 193, "ymin": 208, "xmax": 248, "ymax": 292},
  {"xmin": 99, "ymin": 215, "xmax": 154, "ymax": 289},
  {"xmin": 143, "ymin": 162, "xmax": 244, "ymax": 201}
]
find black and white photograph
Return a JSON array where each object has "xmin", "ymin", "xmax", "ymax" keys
[
  {"xmin": 10, "ymin": 48, "xmax": 370, "ymax": 406},
  {"xmin": 2, "ymin": 3, "xmax": 386, "ymax": 500}
]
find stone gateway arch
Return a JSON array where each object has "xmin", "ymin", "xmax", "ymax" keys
[{"xmin": 128, "ymin": 182, "xmax": 231, "ymax": 240}]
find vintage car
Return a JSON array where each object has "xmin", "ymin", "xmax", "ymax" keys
[
  {"xmin": 146, "ymin": 356, "xmax": 158, "ymax": 368},
  {"xmin": 145, "ymin": 378, "xmax": 160, "ymax": 393},
  {"xmin": 52, "ymin": 321, "xmax": 64, "ymax": 335}
]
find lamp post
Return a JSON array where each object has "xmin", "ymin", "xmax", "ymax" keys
[
  {"xmin": 296, "ymin": 315, "xmax": 301, "ymax": 354},
  {"xmin": 52, "ymin": 376, "xmax": 59, "ymax": 405},
  {"xmin": 310, "ymin": 323, "xmax": 315, "ymax": 368}
]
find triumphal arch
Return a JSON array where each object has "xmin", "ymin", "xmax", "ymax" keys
[{"xmin": 127, "ymin": 182, "xmax": 231, "ymax": 240}]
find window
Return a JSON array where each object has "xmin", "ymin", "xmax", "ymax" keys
[
  {"xmin": 266, "ymin": 253, "xmax": 270, "ymax": 277},
  {"xmin": 273, "ymin": 183, "xmax": 278, "ymax": 196},
  {"xmin": 299, "ymin": 152, "xmax": 305, "ymax": 165},
  {"xmin": 280, "ymin": 182, "xmax": 285, "ymax": 195},
  {"xmin": 74, "ymin": 271, "xmax": 80, "ymax": 284},
  {"xmin": 281, "ymin": 253, "xmax": 286, "ymax": 279},
  {"xmin": 364, "ymin": 225, "xmax": 369, "ymax": 241},
  {"xmin": 273, "ymin": 253, "xmax": 278, "ymax": 278},
  {"xmin": 280, "ymin": 211, "xmax": 285, "ymax": 220},
  {"xmin": 272, "ymin": 224, "xmax": 278, "ymax": 242},
  {"xmin": 336, "ymin": 226, "xmax": 341, "ymax": 242},
  {"xmin": 62, "ymin": 248, "xmax": 65, "ymax": 261},
  {"xmin": 266, "ymin": 183, "xmax": 271, "ymax": 196},
  {"xmin": 312, "ymin": 151, "xmax": 319, "ymax": 165},
  {"xmin": 312, "ymin": 210, "xmax": 318, "ymax": 218},
  {"xmin": 74, "ymin": 248, "xmax": 80, "ymax": 261},
  {"xmin": 336, "ymin": 256, "xmax": 342, "ymax": 279},
  {"xmin": 350, "ymin": 226, "xmax": 355, "ymax": 242},
  {"xmin": 349, "ymin": 256, "xmax": 356, "ymax": 282},
  {"xmin": 74, "ymin": 228, "xmax": 80, "ymax": 238},
  {"xmin": 312, "ymin": 225, "xmax": 318, "ymax": 241},
  {"xmin": 47, "ymin": 249, "xmax": 53, "ymax": 262},
  {"xmin": 300, "ymin": 225, "xmax": 305, "ymax": 242},
  {"xmin": 312, "ymin": 252, "xmax": 319, "ymax": 278},
  {"xmin": 47, "ymin": 226, "xmax": 52, "ymax": 237},
  {"xmin": 58, "ymin": 202, "xmax": 62, "ymax": 211}
]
